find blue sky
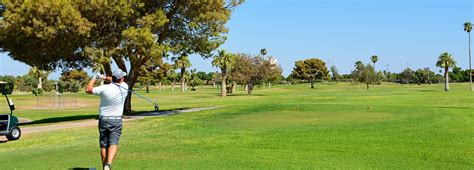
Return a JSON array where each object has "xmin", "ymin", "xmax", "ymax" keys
[{"xmin": 1, "ymin": 0, "xmax": 473, "ymax": 79}]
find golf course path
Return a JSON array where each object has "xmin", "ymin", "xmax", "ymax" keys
[{"xmin": 20, "ymin": 106, "xmax": 222, "ymax": 135}]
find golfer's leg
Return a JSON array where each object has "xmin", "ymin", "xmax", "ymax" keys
[
  {"xmin": 106, "ymin": 145, "xmax": 118, "ymax": 164},
  {"xmin": 101, "ymin": 148, "xmax": 107, "ymax": 165}
]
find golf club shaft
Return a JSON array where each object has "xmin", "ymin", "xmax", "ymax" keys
[{"xmin": 113, "ymin": 83, "xmax": 158, "ymax": 105}]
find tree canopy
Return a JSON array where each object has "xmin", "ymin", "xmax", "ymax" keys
[
  {"xmin": 0, "ymin": 0, "xmax": 243, "ymax": 113},
  {"xmin": 291, "ymin": 58, "xmax": 329, "ymax": 88}
]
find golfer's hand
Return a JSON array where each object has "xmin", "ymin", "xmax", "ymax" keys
[{"xmin": 94, "ymin": 73, "xmax": 106, "ymax": 80}]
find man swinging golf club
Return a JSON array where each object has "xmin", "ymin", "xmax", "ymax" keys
[{"xmin": 86, "ymin": 70, "xmax": 128, "ymax": 170}]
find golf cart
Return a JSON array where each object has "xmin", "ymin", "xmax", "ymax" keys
[{"xmin": 0, "ymin": 81, "xmax": 21, "ymax": 141}]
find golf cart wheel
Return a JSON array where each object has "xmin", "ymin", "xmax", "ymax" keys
[{"xmin": 6, "ymin": 126, "xmax": 21, "ymax": 141}]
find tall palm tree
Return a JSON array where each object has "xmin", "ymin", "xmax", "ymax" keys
[
  {"xmin": 29, "ymin": 67, "xmax": 50, "ymax": 89},
  {"xmin": 355, "ymin": 61, "xmax": 364, "ymax": 70},
  {"xmin": 436, "ymin": 52, "xmax": 456, "ymax": 91},
  {"xmin": 212, "ymin": 50, "xmax": 236, "ymax": 97},
  {"xmin": 371, "ymin": 55, "xmax": 378, "ymax": 71},
  {"xmin": 260, "ymin": 48, "xmax": 267, "ymax": 57},
  {"xmin": 172, "ymin": 55, "xmax": 191, "ymax": 92},
  {"xmin": 464, "ymin": 22, "xmax": 472, "ymax": 91}
]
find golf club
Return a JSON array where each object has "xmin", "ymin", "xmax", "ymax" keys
[{"xmin": 113, "ymin": 83, "xmax": 160, "ymax": 112}]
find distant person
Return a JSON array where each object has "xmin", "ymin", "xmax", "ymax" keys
[{"xmin": 86, "ymin": 70, "xmax": 128, "ymax": 170}]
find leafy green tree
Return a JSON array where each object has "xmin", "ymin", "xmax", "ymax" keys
[
  {"xmin": 413, "ymin": 67, "xmax": 436, "ymax": 84},
  {"xmin": 0, "ymin": 1, "xmax": 94, "ymax": 69},
  {"xmin": 291, "ymin": 58, "xmax": 329, "ymax": 88},
  {"xmin": 371, "ymin": 55, "xmax": 379, "ymax": 71},
  {"xmin": 264, "ymin": 57, "xmax": 283, "ymax": 88},
  {"xmin": 353, "ymin": 63, "xmax": 377, "ymax": 89},
  {"xmin": 1, "ymin": 1, "xmax": 243, "ymax": 113},
  {"xmin": 232, "ymin": 54, "xmax": 280, "ymax": 95},
  {"xmin": 464, "ymin": 22, "xmax": 472, "ymax": 91},
  {"xmin": 60, "ymin": 69, "xmax": 89, "ymax": 88},
  {"xmin": 400, "ymin": 68, "xmax": 415, "ymax": 84},
  {"xmin": 212, "ymin": 50, "xmax": 236, "ymax": 97},
  {"xmin": 436, "ymin": 52, "xmax": 456, "ymax": 91}
]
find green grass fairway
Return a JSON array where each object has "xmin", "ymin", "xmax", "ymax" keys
[{"xmin": 0, "ymin": 83, "xmax": 473, "ymax": 169}]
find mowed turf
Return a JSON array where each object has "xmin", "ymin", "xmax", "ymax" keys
[{"xmin": 0, "ymin": 83, "xmax": 472, "ymax": 169}]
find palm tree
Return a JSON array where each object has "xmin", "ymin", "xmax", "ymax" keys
[
  {"xmin": 212, "ymin": 50, "xmax": 236, "ymax": 97},
  {"xmin": 355, "ymin": 61, "xmax": 364, "ymax": 71},
  {"xmin": 371, "ymin": 55, "xmax": 378, "ymax": 71},
  {"xmin": 172, "ymin": 55, "xmax": 191, "ymax": 92},
  {"xmin": 29, "ymin": 67, "xmax": 50, "ymax": 89},
  {"xmin": 168, "ymin": 68, "xmax": 177, "ymax": 92},
  {"xmin": 260, "ymin": 48, "xmax": 267, "ymax": 57},
  {"xmin": 436, "ymin": 52, "xmax": 456, "ymax": 91},
  {"xmin": 464, "ymin": 22, "xmax": 472, "ymax": 91}
]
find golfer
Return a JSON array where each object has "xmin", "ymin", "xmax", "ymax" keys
[{"xmin": 86, "ymin": 70, "xmax": 128, "ymax": 170}]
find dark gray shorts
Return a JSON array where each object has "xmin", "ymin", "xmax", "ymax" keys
[{"xmin": 98, "ymin": 119, "xmax": 123, "ymax": 148}]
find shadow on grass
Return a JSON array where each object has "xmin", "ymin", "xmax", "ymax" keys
[
  {"xmin": 227, "ymin": 93, "xmax": 265, "ymax": 97},
  {"xmin": 19, "ymin": 108, "xmax": 193, "ymax": 126},
  {"xmin": 128, "ymin": 107, "xmax": 191, "ymax": 115},
  {"xmin": 20, "ymin": 115, "xmax": 98, "ymax": 126}
]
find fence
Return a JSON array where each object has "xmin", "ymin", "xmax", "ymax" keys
[{"xmin": 33, "ymin": 93, "xmax": 81, "ymax": 109}]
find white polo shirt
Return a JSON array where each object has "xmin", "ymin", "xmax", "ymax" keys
[{"xmin": 92, "ymin": 82, "xmax": 129, "ymax": 117}]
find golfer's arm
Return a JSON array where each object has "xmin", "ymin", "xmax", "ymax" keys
[{"xmin": 86, "ymin": 79, "xmax": 96, "ymax": 94}]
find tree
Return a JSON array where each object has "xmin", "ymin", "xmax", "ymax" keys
[
  {"xmin": 173, "ymin": 55, "xmax": 191, "ymax": 92},
  {"xmin": 29, "ymin": 67, "xmax": 50, "ymax": 89},
  {"xmin": 352, "ymin": 63, "xmax": 376, "ymax": 89},
  {"xmin": 1, "ymin": 1, "xmax": 243, "ymax": 114},
  {"xmin": 330, "ymin": 66, "xmax": 340, "ymax": 82},
  {"xmin": 0, "ymin": 1, "xmax": 94, "ymax": 70},
  {"xmin": 260, "ymin": 48, "xmax": 267, "ymax": 56},
  {"xmin": 196, "ymin": 71, "xmax": 210, "ymax": 85},
  {"xmin": 400, "ymin": 68, "xmax": 415, "ymax": 84},
  {"xmin": 291, "ymin": 58, "xmax": 329, "ymax": 88},
  {"xmin": 436, "ymin": 52, "xmax": 456, "ymax": 91},
  {"xmin": 212, "ymin": 50, "xmax": 236, "ymax": 97},
  {"xmin": 60, "ymin": 69, "xmax": 89, "ymax": 88},
  {"xmin": 168, "ymin": 68, "xmax": 178, "ymax": 92},
  {"xmin": 265, "ymin": 57, "xmax": 281, "ymax": 88},
  {"xmin": 464, "ymin": 22, "xmax": 472, "ymax": 91},
  {"xmin": 371, "ymin": 55, "xmax": 378, "ymax": 71},
  {"xmin": 189, "ymin": 69, "xmax": 203, "ymax": 91},
  {"xmin": 232, "ymin": 54, "xmax": 281, "ymax": 95}
]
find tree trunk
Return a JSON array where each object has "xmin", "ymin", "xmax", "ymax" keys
[
  {"xmin": 310, "ymin": 79, "xmax": 315, "ymax": 88},
  {"xmin": 124, "ymin": 69, "xmax": 140, "ymax": 114},
  {"xmin": 232, "ymin": 82, "xmax": 236, "ymax": 93},
  {"xmin": 181, "ymin": 79, "xmax": 186, "ymax": 92},
  {"xmin": 469, "ymin": 32, "xmax": 472, "ymax": 91},
  {"xmin": 269, "ymin": 82, "xmax": 271, "ymax": 89},
  {"xmin": 180, "ymin": 67, "xmax": 186, "ymax": 92},
  {"xmin": 366, "ymin": 83, "xmax": 369, "ymax": 90},
  {"xmin": 158, "ymin": 81, "xmax": 162, "ymax": 91},
  {"xmin": 146, "ymin": 83, "xmax": 150, "ymax": 93},
  {"xmin": 247, "ymin": 83, "xmax": 254, "ymax": 95},
  {"xmin": 221, "ymin": 73, "xmax": 227, "ymax": 97},
  {"xmin": 38, "ymin": 77, "xmax": 43, "ymax": 89},
  {"xmin": 171, "ymin": 80, "xmax": 175, "ymax": 92},
  {"xmin": 444, "ymin": 67, "xmax": 449, "ymax": 91}
]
